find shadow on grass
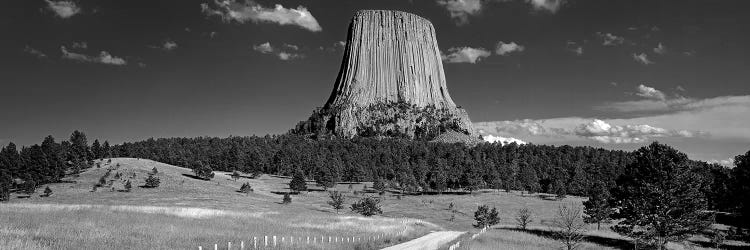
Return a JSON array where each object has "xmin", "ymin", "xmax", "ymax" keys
[
  {"xmin": 181, "ymin": 174, "xmax": 211, "ymax": 181},
  {"xmin": 508, "ymin": 228, "xmax": 634, "ymax": 249}
]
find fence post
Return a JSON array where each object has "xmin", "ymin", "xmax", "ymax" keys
[
  {"xmin": 198, "ymin": 246, "xmax": 202, "ymax": 250},
  {"xmin": 264, "ymin": 236, "xmax": 268, "ymax": 247},
  {"xmin": 281, "ymin": 236, "xmax": 284, "ymax": 244},
  {"xmin": 228, "ymin": 241, "xmax": 231, "ymax": 250},
  {"xmin": 307, "ymin": 236, "xmax": 310, "ymax": 244},
  {"xmin": 240, "ymin": 241, "xmax": 244, "ymax": 250},
  {"xmin": 214, "ymin": 244, "xmax": 217, "ymax": 250},
  {"xmin": 273, "ymin": 236, "xmax": 277, "ymax": 247},
  {"xmin": 253, "ymin": 237, "xmax": 257, "ymax": 249},
  {"xmin": 329, "ymin": 236, "xmax": 331, "ymax": 243}
]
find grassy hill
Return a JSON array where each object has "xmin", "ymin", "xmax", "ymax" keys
[{"xmin": 1, "ymin": 158, "xmax": 745, "ymax": 249}]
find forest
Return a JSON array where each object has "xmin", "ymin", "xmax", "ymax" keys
[{"xmin": 0, "ymin": 131, "xmax": 748, "ymax": 228}]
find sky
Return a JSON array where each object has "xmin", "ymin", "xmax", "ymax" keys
[{"xmin": 1, "ymin": 0, "xmax": 748, "ymax": 165}]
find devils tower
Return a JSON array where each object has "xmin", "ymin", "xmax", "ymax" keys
[{"xmin": 294, "ymin": 10, "xmax": 477, "ymax": 141}]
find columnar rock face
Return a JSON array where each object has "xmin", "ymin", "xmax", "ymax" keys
[{"xmin": 294, "ymin": 10, "xmax": 477, "ymax": 141}]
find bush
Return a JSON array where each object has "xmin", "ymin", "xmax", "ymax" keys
[
  {"xmin": 239, "ymin": 182, "xmax": 253, "ymax": 193},
  {"xmin": 43, "ymin": 186, "xmax": 53, "ymax": 197},
  {"xmin": 23, "ymin": 180, "xmax": 36, "ymax": 195},
  {"xmin": 124, "ymin": 180, "xmax": 132, "ymax": 192},
  {"xmin": 328, "ymin": 191, "xmax": 345, "ymax": 213},
  {"xmin": 231, "ymin": 171, "xmax": 241, "ymax": 181},
  {"xmin": 516, "ymin": 207, "xmax": 533, "ymax": 230},
  {"xmin": 373, "ymin": 178, "xmax": 386, "ymax": 193},
  {"xmin": 191, "ymin": 161, "xmax": 214, "ymax": 180},
  {"xmin": 282, "ymin": 193, "xmax": 292, "ymax": 204},
  {"xmin": 351, "ymin": 196, "xmax": 383, "ymax": 216},
  {"xmin": 143, "ymin": 175, "xmax": 160, "ymax": 188},
  {"xmin": 474, "ymin": 204, "xmax": 500, "ymax": 228}
]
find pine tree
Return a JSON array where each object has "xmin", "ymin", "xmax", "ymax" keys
[
  {"xmin": 102, "ymin": 141, "xmax": 111, "ymax": 159},
  {"xmin": 315, "ymin": 165, "xmax": 336, "ymax": 190},
  {"xmin": 282, "ymin": 193, "xmax": 292, "ymax": 204},
  {"xmin": 43, "ymin": 186, "xmax": 53, "ymax": 197},
  {"xmin": 124, "ymin": 180, "xmax": 132, "ymax": 192},
  {"xmin": 191, "ymin": 161, "xmax": 214, "ymax": 180},
  {"xmin": 583, "ymin": 181, "xmax": 612, "ymax": 230},
  {"xmin": 0, "ymin": 174, "xmax": 11, "ymax": 201},
  {"xmin": 373, "ymin": 178, "xmax": 386, "ymax": 194},
  {"xmin": 518, "ymin": 163, "xmax": 540, "ymax": 194},
  {"xmin": 91, "ymin": 139, "xmax": 102, "ymax": 160},
  {"xmin": 144, "ymin": 175, "xmax": 160, "ymax": 188},
  {"xmin": 68, "ymin": 130, "xmax": 91, "ymax": 164},
  {"xmin": 611, "ymin": 142, "xmax": 712, "ymax": 249},
  {"xmin": 231, "ymin": 170, "xmax": 240, "ymax": 181},
  {"xmin": 40, "ymin": 136, "xmax": 64, "ymax": 183},
  {"xmin": 289, "ymin": 170, "xmax": 307, "ymax": 193},
  {"xmin": 731, "ymin": 150, "xmax": 750, "ymax": 227},
  {"xmin": 327, "ymin": 190, "xmax": 345, "ymax": 213},
  {"xmin": 350, "ymin": 196, "xmax": 382, "ymax": 216},
  {"xmin": 474, "ymin": 204, "xmax": 500, "ymax": 228},
  {"xmin": 239, "ymin": 182, "xmax": 253, "ymax": 193}
]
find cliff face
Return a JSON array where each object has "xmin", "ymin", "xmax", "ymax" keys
[{"xmin": 294, "ymin": 10, "xmax": 476, "ymax": 140}]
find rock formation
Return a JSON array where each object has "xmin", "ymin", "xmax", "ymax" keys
[{"xmin": 294, "ymin": 10, "xmax": 477, "ymax": 141}]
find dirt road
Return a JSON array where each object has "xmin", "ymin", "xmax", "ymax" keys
[{"xmin": 381, "ymin": 231, "xmax": 465, "ymax": 250}]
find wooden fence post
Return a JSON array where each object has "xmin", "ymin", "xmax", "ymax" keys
[
  {"xmin": 198, "ymin": 246, "xmax": 202, "ymax": 250},
  {"xmin": 307, "ymin": 236, "xmax": 310, "ymax": 244},
  {"xmin": 264, "ymin": 236, "xmax": 268, "ymax": 247},
  {"xmin": 214, "ymin": 243, "xmax": 217, "ymax": 250},
  {"xmin": 253, "ymin": 237, "xmax": 257, "ymax": 249},
  {"xmin": 228, "ymin": 241, "xmax": 231, "ymax": 250},
  {"xmin": 273, "ymin": 236, "xmax": 277, "ymax": 247},
  {"xmin": 240, "ymin": 240, "xmax": 244, "ymax": 250}
]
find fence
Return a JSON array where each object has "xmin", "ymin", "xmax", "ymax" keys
[
  {"xmin": 197, "ymin": 229, "xmax": 408, "ymax": 250},
  {"xmin": 447, "ymin": 226, "xmax": 488, "ymax": 250}
]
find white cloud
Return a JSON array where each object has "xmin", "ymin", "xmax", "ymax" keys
[
  {"xmin": 526, "ymin": 0, "xmax": 564, "ymax": 13},
  {"xmin": 162, "ymin": 40, "xmax": 178, "ymax": 51},
  {"xmin": 635, "ymin": 84, "xmax": 666, "ymax": 101},
  {"xmin": 442, "ymin": 47, "xmax": 491, "ymax": 63},
  {"xmin": 252, "ymin": 42, "xmax": 302, "ymax": 60},
  {"xmin": 632, "ymin": 52, "xmax": 654, "ymax": 65},
  {"xmin": 653, "ymin": 42, "xmax": 666, "ymax": 55},
  {"xmin": 597, "ymin": 32, "xmax": 624, "ymax": 46},
  {"xmin": 252, "ymin": 42, "xmax": 274, "ymax": 54},
  {"xmin": 436, "ymin": 0, "xmax": 482, "ymax": 25},
  {"xmin": 71, "ymin": 41, "xmax": 87, "ymax": 49},
  {"xmin": 708, "ymin": 158, "xmax": 734, "ymax": 167},
  {"xmin": 60, "ymin": 46, "xmax": 127, "ymax": 65},
  {"xmin": 482, "ymin": 135, "xmax": 527, "ymax": 145},
  {"xmin": 201, "ymin": 0, "xmax": 322, "ymax": 32},
  {"xmin": 495, "ymin": 41, "xmax": 525, "ymax": 56},
  {"xmin": 45, "ymin": 0, "xmax": 81, "ymax": 18},
  {"xmin": 24, "ymin": 46, "xmax": 47, "ymax": 58},
  {"xmin": 573, "ymin": 119, "xmax": 700, "ymax": 144}
]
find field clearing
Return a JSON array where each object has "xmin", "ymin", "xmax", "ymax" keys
[{"xmin": 2, "ymin": 158, "xmax": 746, "ymax": 249}]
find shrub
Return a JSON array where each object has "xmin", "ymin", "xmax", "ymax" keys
[
  {"xmin": 191, "ymin": 161, "xmax": 214, "ymax": 180},
  {"xmin": 351, "ymin": 196, "xmax": 383, "ymax": 216},
  {"xmin": 43, "ymin": 186, "xmax": 53, "ymax": 197},
  {"xmin": 239, "ymin": 182, "xmax": 253, "ymax": 193},
  {"xmin": 282, "ymin": 193, "xmax": 292, "ymax": 204},
  {"xmin": 327, "ymin": 191, "xmax": 345, "ymax": 214},
  {"xmin": 373, "ymin": 178, "xmax": 386, "ymax": 193},
  {"xmin": 143, "ymin": 175, "xmax": 160, "ymax": 188},
  {"xmin": 124, "ymin": 180, "xmax": 132, "ymax": 192},
  {"xmin": 231, "ymin": 171, "xmax": 241, "ymax": 181},
  {"xmin": 23, "ymin": 180, "xmax": 36, "ymax": 195},
  {"xmin": 516, "ymin": 207, "xmax": 533, "ymax": 230},
  {"xmin": 473, "ymin": 204, "xmax": 500, "ymax": 228}
]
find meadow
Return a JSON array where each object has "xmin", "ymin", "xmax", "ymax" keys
[{"xmin": 1, "ymin": 158, "xmax": 746, "ymax": 249}]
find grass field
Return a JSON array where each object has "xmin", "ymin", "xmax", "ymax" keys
[{"xmin": 1, "ymin": 158, "xmax": 747, "ymax": 249}]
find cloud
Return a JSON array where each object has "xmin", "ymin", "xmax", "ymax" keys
[
  {"xmin": 653, "ymin": 42, "xmax": 666, "ymax": 55},
  {"xmin": 60, "ymin": 46, "xmax": 127, "ymax": 65},
  {"xmin": 632, "ymin": 52, "xmax": 654, "ymax": 65},
  {"xmin": 635, "ymin": 84, "xmax": 666, "ymax": 101},
  {"xmin": 162, "ymin": 40, "xmax": 178, "ymax": 51},
  {"xmin": 24, "ymin": 46, "xmax": 47, "ymax": 58},
  {"xmin": 442, "ymin": 47, "xmax": 491, "ymax": 63},
  {"xmin": 482, "ymin": 135, "xmax": 527, "ymax": 145},
  {"xmin": 45, "ymin": 0, "xmax": 81, "ymax": 18},
  {"xmin": 573, "ymin": 119, "xmax": 700, "ymax": 144},
  {"xmin": 597, "ymin": 32, "xmax": 624, "ymax": 46},
  {"xmin": 436, "ymin": 0, "xmax": 482, "ymax": 25},
  {"xmin": 526, "ymin": 0, "xmax": 564, "ymax": 13},
  {"xmin": 252, "ymin": 42, "xmax": 303, "ymax": 60},
  {"xmin": 71, "ymin": 41, "xmax": 87, "ymax": 49},
  {"xmin": 495, "ymin": 41, "xmax": 525, "ymax": 56},
  {"xmin": 201, "ymin": 0, "xmax": 322, "ymax": 32},
  {"xmin": 708, "ymin": 158, "xmax": 734, "ymax": 167},
  {"xmin": 676, "ymin": 85, "xmax": 686, "ymax": 92}
]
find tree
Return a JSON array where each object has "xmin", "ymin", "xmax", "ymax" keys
[
  {"xmin": 518, "ymin": 163, "xmax": 540, "ymax": 194},
  {"xmin": 473, "ymin": 204, "xmax": 500, "ymax": 228},
  {"xmin": 68, "ymin": 130, "xmax": 91, "ymax": 165},
  {"xmin": 553, "ymin": 179, "xmax": 567, "ymax": 200},
  {"xmin": 0, "ymin": 174, "xmax": 11, "ymax": 201},
  {"xmin": 551, "ymin": 204, "xmax": 587, "ymax": 250},
  {"xmin": 124, "ymin": 180, "xmax": 132, "ymax": 192},
  {"xmin": 315, "ymin": 165, "xmax": 336, "ymax": 190},
  {"xmin": 23, "ymin": 180, "xmax": 36, "ymax": 195},
  {"xmin": 43, "ymin": 186, "xmax": 53, "ymax": 197},
  {"xmin": 231, "ymin": 170, "xmax": 240, "ymax": 181},
  {"xmin": 152, "ymin": 167, "xmax": 158, "ymax": 175},
  {"xmin": 351, "ymin": 196, "xmax": 383, "ymax": 216},
  {"xmin": 327, "ymin": 191, "xmax": 345, "ymax": 214},
  {"xmin": 431, "ymin": 168, "xmax": 448, "ymax": 194},
  {"xmin": 144, "ymin": 175, "xmax": 160, "ymax": 188},
  {"xmin": 583, "ymin": 181, "xmax": 612, "ymax": 230},
  {"xmin": 516, "ymin": 207, "xmax": 533, "ymax": 230},
  {"xmin": 731, "ymin": 150, "xmax": 750, "ymax": 227},
  {"xmin": 289, "ymin": 170, "xmax": 308, "ymax": 193},
  {"xmin": 191, "ymin": 161, "xmax": 214, "ymax": 180},
  {"xmin": 91, "ymin": 139, "xmax": 102, "ymax": 160},
  {"xmin": 282, "ymin": 193, "xmax": 292, "ymax": 204},
  {"xmin": 373, "ymin": 178, "xmax": 386, "ymax": 194},
  {"xmin": 239, "ymin": 182, "xmax": 253, "ymax": 193},
  {"xmin": 611, "ymin": 142, "xmax": 712, "ymax": 249},
  {"xmin": 102, "ymin": 141, "xmax": 111, "ymax": 159}
]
